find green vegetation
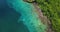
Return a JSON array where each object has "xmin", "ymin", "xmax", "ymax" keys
[
  {"xmin": 24, "ymin": 0, "xmax": 35, "ymax": 2},
  {"xmin": 36, "ymin": 0, "xmax": 60, "ymax": 32}
]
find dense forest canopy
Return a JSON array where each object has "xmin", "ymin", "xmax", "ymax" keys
[
  {"xmin": 35, "ymin": 0, "xmax": 60, "ymax": 32},
  {"xmin": 24, "ymin": 0, "xmax": 60, "ymax": 32},
  {"xmin": 26, "ymin": 0, "xmax": 60, "ymax": 32}
]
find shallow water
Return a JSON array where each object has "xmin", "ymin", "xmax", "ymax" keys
[
  {"xmin": 0, "ymin": 0, "xmax": 47, "ymax": 32},
  {"xmin": 0, "ymin": 0, "xmax": 29, "ymax": 32},
  {"xmin": 8, "ymin": 0, "xmax": 47, "ymax": 32}
]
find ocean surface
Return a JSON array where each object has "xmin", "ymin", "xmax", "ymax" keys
[
  {"xmin": 0, "ymin": 0, "xmax": 47, "ymax": 32},
  {"xmin": 0, "ymin": 0, "xmax": 29, "ymax": 32}
]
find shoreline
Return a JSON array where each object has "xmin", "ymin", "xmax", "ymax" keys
[{"xmin": 32, "ymin": 2, "xmax": 53, "ymax": 32}]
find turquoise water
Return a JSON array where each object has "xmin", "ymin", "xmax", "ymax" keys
[
  {"xmin": 0, "ymin": 0, "xmax": 29, "ymax": 32},
  {"xmin": 7, "ymin": 0, "xmax": 47, "ymax": 32}
]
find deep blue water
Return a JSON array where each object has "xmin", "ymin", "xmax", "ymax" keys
[{"xmin": 0, "ymin": 0, "xmax": 29, "ymax": 32}]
